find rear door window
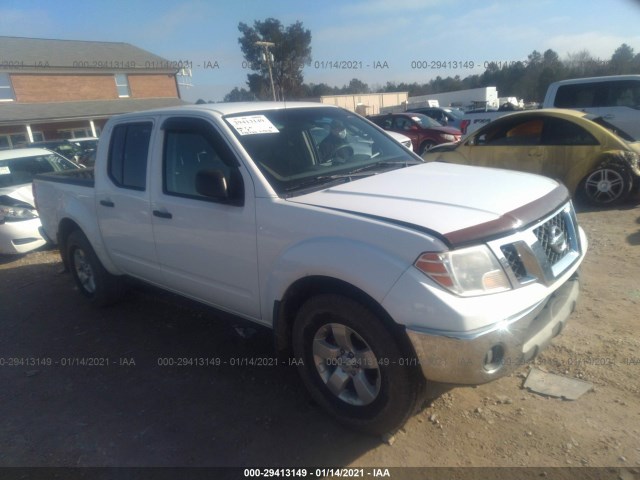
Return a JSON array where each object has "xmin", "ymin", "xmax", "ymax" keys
[{"xmin": 108, "ymin": 122, "xmax": 152, "ymax": 191}]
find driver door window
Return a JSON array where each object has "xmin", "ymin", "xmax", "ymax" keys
[{"xmin": 162, "ymin": 119, "xmax": 243, "ymax": 204}]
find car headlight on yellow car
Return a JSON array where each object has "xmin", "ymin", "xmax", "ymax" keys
[{"xmin": 414, "ymin": 245, "xmax": 511, "ymax": 296}]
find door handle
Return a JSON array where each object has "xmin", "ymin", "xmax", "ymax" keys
[
  {"xmin": 99, "ymin": 200, "xmax": 115, "ymax": 207},
  {"xmin": 153, "ymin": 210, "xmax": 173, "ymax": 219}
]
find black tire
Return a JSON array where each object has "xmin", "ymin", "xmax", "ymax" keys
[
  {"xmin": 66, "ymin": 230, "xmax": 123, "ymax": 307},
  {"xmin": 419, "ymin": 141, "xmax": 435, "ymax": 155},
  {"xmin": 292, "ymin": 294, "xmax": 423, "ymax": 435},
  {"xmin": 579, "ymin": 164, "xmax": 633, "ymax": 206}
]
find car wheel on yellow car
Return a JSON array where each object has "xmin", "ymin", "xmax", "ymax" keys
[{"xmin": 580, "ymin": 164, "xmax": 633, "ymax": 206}]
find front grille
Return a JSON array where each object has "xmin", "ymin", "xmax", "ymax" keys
[
  {"xmin": 501, "ymin": 244, "xmax": 527, "ymax": 280},
  {"xmin": 489, "ymin": 202, "xmax": 581, "ymax": 288},
  {"xmin": 533, "ymin": 212, "xmax": 570, "ymax": 266}
]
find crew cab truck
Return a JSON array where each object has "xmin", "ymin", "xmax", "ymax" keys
[{"xmin": 33, "ymin": 102, "xmax": 587, "ymax": 435}]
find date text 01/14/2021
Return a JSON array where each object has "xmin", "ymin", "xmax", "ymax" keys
[{"xmin": 243, "ymin": 468, "xmax": 391, "ymax": 477}]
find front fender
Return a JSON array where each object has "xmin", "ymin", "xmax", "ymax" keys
[
  {"xmin": 262, "ymin": 236, "xmax": 411, "ymax": 325},
  {"xmin": 597, "ymin": 149, "xmax": 640, "ymax": 177}
]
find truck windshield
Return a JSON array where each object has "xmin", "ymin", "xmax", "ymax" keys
[
  {"xmin": 224, "ymin": 107, "xmax": 421, "ymax": 196},
  {"xmin": 0, "ymin": 153, "xmax": 79, "ymax": 188}
]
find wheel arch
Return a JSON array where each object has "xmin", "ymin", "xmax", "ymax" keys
[
  {"xmin": 273, "ymin": 275, "xmax": 417, "ymax": 362},
  {"xmin": 576, "ymin": 150, "xmax": 636, "ymax": 205},
  {"xmin": 56, "ymin": 217, "xmax": 119, "ymax": 274},
  {"xmin": 595, "ymin": 150, "xmax": 640, "ymax": 176},
  {"xmin": 57, "ymin": 217, "xmax": 83, "ymax": 271}
]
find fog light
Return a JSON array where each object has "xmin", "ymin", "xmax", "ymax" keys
[{"xmin": 484, "ymin": 345, "xmax": 505, "ymax": 372}]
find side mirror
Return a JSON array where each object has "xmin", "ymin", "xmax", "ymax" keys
[
  {"xmin": 195, "ymin": 169, "xmax": 244, "ymax": 206},
  {"xmin": 195, "ymin": 169, "xmax": 228, "ymax": 199}
]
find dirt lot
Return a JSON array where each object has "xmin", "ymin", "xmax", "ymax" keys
[{"xmin": 1, "ymin": 195, "xmax": 640, "ymax": 476}]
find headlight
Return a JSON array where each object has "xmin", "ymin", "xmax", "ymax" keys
[
  {"xmin": 0, "ymin": 204, "xmax": 39, "ymax": 222},
  {"xmin": 441, "ymin": 134, "xmax": 456, "ymax": 142},
  {"xmin": 414, "ymin": 245, "xmax": 511, "ymax": 296}
]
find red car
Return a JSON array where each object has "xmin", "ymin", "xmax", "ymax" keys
[{"xmin": 369, "ymin": 112, "xmax": 461, "ymax": 154}]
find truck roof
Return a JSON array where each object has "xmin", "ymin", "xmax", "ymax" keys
[
  {"xmin": 548, "ymin": 74, "xmax": 640, "ymax": 86},
  {"xmin": 113, "ymin": 101, "xmax": 336, "ymax": 119}
]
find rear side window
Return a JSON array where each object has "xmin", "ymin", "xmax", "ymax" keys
[
  {"xmin": 108, "ymin": 122, "xmax": 152, "ymax": 190},
  {"xmin": 554, "ymin": 83, "xmax": 600, "ymax": 108},
  {"xmin": 476, "ymin": 117, "xmax": 543, "ymax": 146},
  {"xmin": 542, "ymin": 117, "xmax": 599, "ymax": 146}
]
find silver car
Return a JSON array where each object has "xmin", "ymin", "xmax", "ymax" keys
[{"xmin": 0, "ymin": 148, "xmax": 79, "ymax": 254}]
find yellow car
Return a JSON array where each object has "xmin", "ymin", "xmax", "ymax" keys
[{"xmin": 422, "ymin": 109, "xmax": 640, "ymax": 206}]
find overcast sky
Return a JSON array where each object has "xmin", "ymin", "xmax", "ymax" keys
[{"xmin": 2, "ymin": 0, "xmax": 640, "ymax": 102}]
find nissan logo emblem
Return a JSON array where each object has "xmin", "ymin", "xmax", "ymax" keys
[{"xmin": 548, "ymin": 225, "xmax": 568, "ymax": 254}]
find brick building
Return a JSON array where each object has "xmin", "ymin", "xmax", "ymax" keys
[{"xmin": 0, "ymin": 36, "xmax": 186, "ymax": 149}]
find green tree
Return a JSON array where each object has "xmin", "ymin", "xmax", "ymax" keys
[
  {"xmin": 342, "ymin": 78, "xmax": 370, "ymax": 94},
  {"xmin": 223, "ymin": 87, "xmax": 256, "ymax": 102},
  {"xmin": 610, "ymin": 43, "xmax": 635, "ymax": 73},
  {"xmin": 237, "ymin": 18, "xmax": 312, "ymax": 100}
]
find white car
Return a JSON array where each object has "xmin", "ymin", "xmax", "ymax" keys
[
  {"xmin": 387, "ymin": 131, "xmax": 413, "ymax": 149},
  {"xmin": 0, "ymin": 148, "xmax": 79, "ymax": 254}
]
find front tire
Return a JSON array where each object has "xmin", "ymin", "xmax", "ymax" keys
[
  {"xmin": 419, "ymin": 141, "xmax": 435, "ymax": 155},
  {"xmin": 580, "ymin": 165, "xmax": 632, "ymax": 206},
  {"xmin": 292, "ymin": 294, "xmax": 423, "ymax": 435},
  {"xmin": 67, "ymin": 230, "xmax": 122, "ymax": 307}
]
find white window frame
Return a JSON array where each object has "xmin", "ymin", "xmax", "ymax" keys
[
  {"xmin": 0, "ymin": 73, "xmax": 15, "ymax": 102},
  {"xmin": 115, "ymin": 73, "xmax": 130, "ymax": 98},
  {"xmin": 0, "ymin": 131, "xmax": 44, "ymax": 149},
  {"xmin": 58, "ymin": 127, "xmax": 100, "ymax": 139}
]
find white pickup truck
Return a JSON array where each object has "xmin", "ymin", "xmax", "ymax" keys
[{"xmin": 33, "ymin": 102, "xmax": 587, "ymax": 435}]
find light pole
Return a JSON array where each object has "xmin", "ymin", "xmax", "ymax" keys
[{"xmin": 255, "ymin": 41, "xmax": 277, "ymax": 101}]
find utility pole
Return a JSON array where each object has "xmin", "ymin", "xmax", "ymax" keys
[{"xmin": 255, "ymin": 41, "xmax": 277, "ymax": 101}]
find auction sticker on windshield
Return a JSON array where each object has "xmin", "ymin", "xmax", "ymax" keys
[
  {"xmin": 0, "ymin": 166, "xmax": 10, "ymax": 175},
  {"xmin": 227, "ymin": 115, "xmax": 279, "ymax": 135}
]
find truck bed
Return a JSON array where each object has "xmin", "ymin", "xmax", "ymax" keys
[{"xmin": 35, "ymin": 167, "xmax": 95, "ymax": 188}]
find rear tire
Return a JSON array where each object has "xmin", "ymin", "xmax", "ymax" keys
[
  {"xmin": 292, "ymin": 294, "xmax": 423, "ymax": 435},
  {"xmin": 67, "ymin": 230, "xmax": 123, "ymax": 307}
]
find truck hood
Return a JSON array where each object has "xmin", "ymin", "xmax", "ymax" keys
[
  {"xmin": 288, "ymin": 162, "xmax": 569, "ymax": 247},
  {"xmin": 0, "ymin": 184, "xmax": 35, "ymax": 207}
]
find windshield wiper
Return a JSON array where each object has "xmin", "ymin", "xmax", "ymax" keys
[
  {"xmin": 283, "ymin": 159, "xmax": 421, "ymax": 196},
  {"xmin": 331, "ymin": 159, "xmax": 421, "ymax": 178},
  {"xmin": 283, "ymin": 175, "xmax": 351, "ymax": 194}
]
